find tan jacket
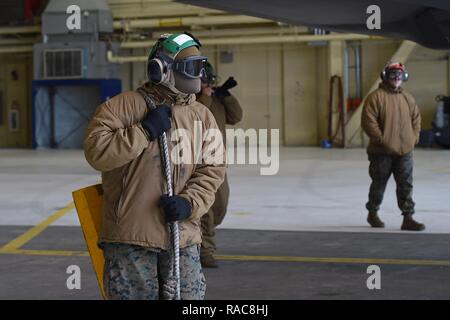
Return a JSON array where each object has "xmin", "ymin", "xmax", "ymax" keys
[
  {"xmin": 196, "ymin": 94, "xmax": 243, "ymax": 144},
  {"xmin": 84, "ymin": 83, "xmax": 226, "ymax": 250},
  {"xmin": 361, "ymin": 83, "xmax": 421, "ymax": 156}
]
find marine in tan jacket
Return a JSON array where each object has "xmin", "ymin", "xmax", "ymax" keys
[
  {"xmin": 361, "ymin": 62, "xmax": 425, "ymax": 231},
  {"xmin": 196, "ymin": 62, "xmax": 243, "ymax": 268},
  {"xmin": 84, "ymin": 33, "xmax": 226, "ymax": 300}
]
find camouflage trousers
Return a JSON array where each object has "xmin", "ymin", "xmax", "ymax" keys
[
  {"xmin": 102, "ymin": 243, "xmax": 206, "ymax": 300},
  {"xmin": 201, "ymin": 174, "xmax": 229, "ymax": 257},
  {"xmin": 366, "ymin": 152, "xmax": 415, "ymax": 215}
]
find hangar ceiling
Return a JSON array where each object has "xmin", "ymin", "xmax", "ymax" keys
[{"xmin": 0, "ymin": 0, "xmax": 387, "ymax": 54}]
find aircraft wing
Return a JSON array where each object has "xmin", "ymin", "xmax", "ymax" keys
[{"xmin": 176, "ymin": 0, "xmax": 450, "ymax": 49}]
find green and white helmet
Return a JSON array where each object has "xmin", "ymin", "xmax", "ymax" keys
[
  {"xmin": 147, "ymin": 32, "xmax": 207, "ymax": 84},
  {"xmin": 149, "ymin": 32, "xmax": 202, "ymax": 60}
]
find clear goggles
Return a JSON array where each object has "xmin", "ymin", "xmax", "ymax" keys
[
  {"xmin": 387, "ymin": 70, "xmax": 405, "ymax": 80},
  {"xmin": 173, "ymin": 56, "xmax": 208, "ymax": 79}
]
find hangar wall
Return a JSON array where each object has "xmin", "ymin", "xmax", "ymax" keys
[
  {"xmin": 123, "ymin": 43, "xmax": 323, "ymax": 146},
  {"xmin": 1, "ymin": 40, "xmax": 441, "ymax": 148},
  {"xmin": 0, "ymin": 55, "xmax": 33, "ymax": 148},
  {"xmin": 120, "ymin": 40, "xmax": 450, "ymax": 146},
  {"xmin": 404, "ymin": 46, "xmax": 449, "ymax": 131}
]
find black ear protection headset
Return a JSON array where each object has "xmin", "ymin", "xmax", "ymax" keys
[
  {"xmin": 380, "ymin": 62, "xmax": 409, "ymax": 82},
  {"xmin": 147, "ymin": 37, "xmax": 173, "ymax": 85},
  {"xmin": 147, "ymin": 32, "xmax": 203, "ymax": 85}
]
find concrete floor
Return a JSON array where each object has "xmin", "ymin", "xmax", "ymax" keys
[{"xmin": 1, "ymin": 147, "xmax": 449, "ymax": 299}]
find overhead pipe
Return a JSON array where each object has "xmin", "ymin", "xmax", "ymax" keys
[
  {"xmin": 106, "ymin": 50, "xmax": 147, "ymax": 63},
  {"xmin": 0, "ymin": 15, "xmax": 269, "ymax": 36},
  {"xmin": 0, "ymin": 45, "xmax": 34, "ymax": 53},
  {"xmin": 113, "ymin": 33, "xmax": 382, "ymax": 62},
  {"xmin": 111, "ymin": 33, "xmax": 382, "ymax": 63},
  {"xmin": 344, "ymin": 45, "xmax": 350, "ymax": 101},
  {"xmin": 151, "ymin": 26, "xmax": 309, "ymax": 39},
  {"xmin": 344, "ymin": 42, "xmax": 363, "ymax": 113},
  {"xmin": 113, "ymin": 15, "xmax": 273, "ymax": 30},
  {"xmin": 120, "ymin": 33, "xmax": 381, "ymax": 49},
  {"xmin": 109, "ymin": 1, "xmax": 221, "ymax": 19},
  {"xmin": 203, "ymin": 33, "xmax": 378, "ymax": 44},
  {"xmin": 0, "ymin": 37, "xmax": 40, "ymax": 45},
  {"xmin": 0, "ymin": 25, "xmax": 41, "ymax": 35},
  {"xmin": 353, "ymin": 44, "xmax": 362, "ymax": 99}
]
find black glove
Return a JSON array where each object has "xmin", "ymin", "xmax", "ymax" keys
[
  {"xmin": 214, "ymin": 76, "xmax": 237, "ymax": 98},
  {"xmin": 142, "ymin": 105, "xmax": 172, "ymax": 141},
  {"xmin": 158, "ymin": 194, "xmax": 192, "ymax": 223}
]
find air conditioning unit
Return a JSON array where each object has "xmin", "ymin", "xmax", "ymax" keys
[
  {"xmin": 43, "ymin": 48, "xmax": 84, "ymax": 79},
  {"xmin": 33, "ymin": 0, "xmax": 120, "ymax": 80}
]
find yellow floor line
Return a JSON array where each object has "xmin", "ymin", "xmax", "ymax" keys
[
  {"xmin": 431, "ymin": 166, "xmax": 450, "ymax": 173},
  {"xmin": 1, "ymin": 249, "xmax": 449, "ymax": 267},
  {"xmin": 0, "ymin": 249, "xmax": 89, "ymax": 256},
  {"xmin": 215, "ymin": 254, "xmax": 450, "ymax": 266},
  {"xmin": 0, "ymin": 202, "xmax": 75, "ymax": 252}
]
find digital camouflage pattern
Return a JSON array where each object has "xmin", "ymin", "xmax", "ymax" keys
[
  {"xmin": 103, "ymin": 243, "xmax": 206, "ymax": 300},
  {"xmin": 366, "ymin": 152, "xmax": 415, "ymax": 215}
]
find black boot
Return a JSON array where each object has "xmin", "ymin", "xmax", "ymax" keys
[{"xmin": 367, "ymin": 212, "xmax": 385, "ymax": 228}]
